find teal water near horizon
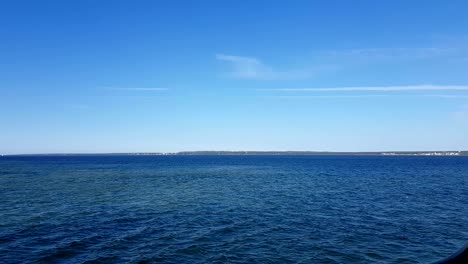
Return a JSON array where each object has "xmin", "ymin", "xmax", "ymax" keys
[{"xmin": 0, "ymin": 155, "xmax": 467, "ymax": 263}]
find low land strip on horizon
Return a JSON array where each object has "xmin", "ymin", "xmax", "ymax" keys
[{"xmin": 4, "ymin": 151, "xmax": 468, "ymax": 156}]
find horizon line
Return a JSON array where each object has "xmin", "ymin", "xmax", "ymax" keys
[{"xmin": 2, "ymin": 150, "xmax": 466, "ymax": 156}]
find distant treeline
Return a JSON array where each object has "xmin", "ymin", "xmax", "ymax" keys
[
  {"xmin": 175, "ymin": 151, "xmax": 468, "ymax": 156},
  {"xmin": 5, "ymin": 151, "xmax": 468, "ymax": 156}
]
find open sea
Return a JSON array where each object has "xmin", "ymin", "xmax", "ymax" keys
[{"xmin": 0, "ymin": 155, "xmax": 467, "ymax": 263}]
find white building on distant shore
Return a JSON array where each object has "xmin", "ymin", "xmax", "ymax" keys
[{"xmin": 381, "ymin": 151, "xmax": 461, "ymax": 156}]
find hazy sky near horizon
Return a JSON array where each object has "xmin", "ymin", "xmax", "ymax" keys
[{"xmin": 1, "ymin": 0, "xmax": 468, "ymax": 154}]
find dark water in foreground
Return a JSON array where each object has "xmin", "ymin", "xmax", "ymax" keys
[{"xmin": 0, "ymin": 155, "xmax": 467, "ymax": 263}]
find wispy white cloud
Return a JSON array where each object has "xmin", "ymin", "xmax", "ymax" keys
[
  {"xmin": 323, "ymin": 47, "xmax": 453, "ymax": 62},
  {"xmin": 217, "ymin": 37, "xmax": 468, "ymax": 81},
  {"xmin": 424, "ymin": 94, "xmax": 468, "ymax": 98},
  {"xmin": 263, "ymin": 85, "xmax": 468, "ymax": 92},
  {"xmin": 322, "ymin": 35, "xmax": 468, "ymax": 63},
  {"xmin": 216, "ymin": 54, "xmax": 316, "ymax": 80},
  {"xmin": 262, "ymin": 95, "xmax": 388, "ymax": 99},
  {"xmin": 106, "ymin": 87, "xmax": 169, "ymax": 91}
]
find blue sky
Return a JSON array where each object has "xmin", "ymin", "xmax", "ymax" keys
[{"xmin": 1, "ymin": 0, "xmax": 468, "ymax": 154}]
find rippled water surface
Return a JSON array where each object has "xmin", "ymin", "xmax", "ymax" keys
[{"xmin": 0, "ymin": 155, "xmax": 467, "ymax": 263}]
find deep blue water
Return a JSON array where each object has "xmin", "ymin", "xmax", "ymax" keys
[{"xmin": 0, "ymin": 155, "xmax": 467, "ymax": 263}]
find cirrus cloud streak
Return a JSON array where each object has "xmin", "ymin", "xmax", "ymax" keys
[{"xmin": 263, "ymin": 85, "xmax": 468, "ymax": 92}]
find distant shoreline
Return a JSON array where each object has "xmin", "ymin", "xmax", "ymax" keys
[{"xmin": 3, "ymin": 151, "xmax": 468, "ymax": 156}]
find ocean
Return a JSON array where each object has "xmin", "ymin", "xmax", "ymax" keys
[{"xmin": 0, "ymin": 155, "xmax": 467, "ymax": 263}]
